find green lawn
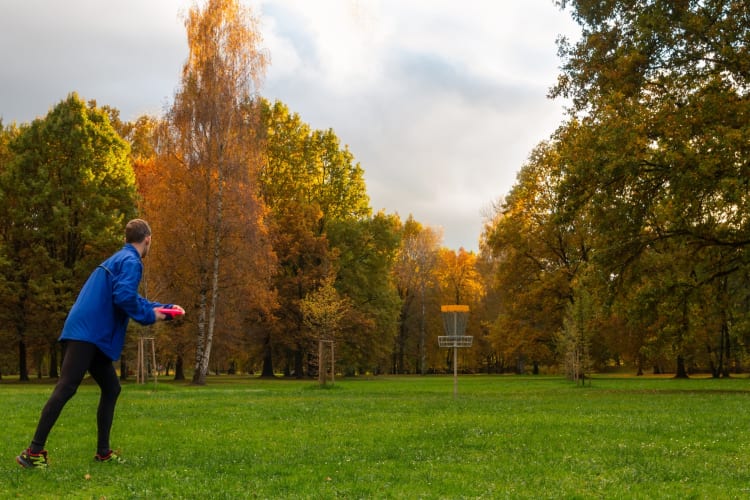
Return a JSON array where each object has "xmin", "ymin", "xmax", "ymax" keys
[{"xmin": 2, "ymin": 374, "xmax": 750, "ymax": 499}]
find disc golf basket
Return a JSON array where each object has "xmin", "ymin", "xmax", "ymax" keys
[{"xmin": 438, "ymin": 305, "xmax": 472, "ymax": 397}]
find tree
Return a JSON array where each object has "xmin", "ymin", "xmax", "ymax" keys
[
  {"xmin": 327, "ymin": 212, "xmax": 402, "ymax": 375},
  {"xmin": 558, "ymin": 284, "xmax": 593, "ymax": 385},
  {"xmin": 435, "ymin": 247, "xmax": 483, "ymax": 306},
  {"xmin": 157, "ymin": 0, "xmax": 272, "ymax": 384},
  {"xmin": 259, "ymin": 100, "xmax": 370, "ymax": 224},
  {"xmin": 257, "ymin": 99, "xmax": 373, "ymax": 377},
  {"xmin": 481, "ymin": 141, "xmax": 589, "ymax": 373},
  {"xmin": 261, "ymin": 202, "xmax": 331, "ymax": 378},
  {"xmin": 392, "ymin": 216, "xmax": 441, "ymax": 374},
  {"xmin": 0, "ymin": 94, "xmax": 138, "ymax": 379},
  {"xmin": 551, "ymin": 0, "xmax": 750, "ymax": 374},
  {"xmin": 300, "ymin": 275, "xmax": 350, "ymax": 385},
  {"xmin": 0, "ymin": 120, "xmax": 18, "ymax": 379}
]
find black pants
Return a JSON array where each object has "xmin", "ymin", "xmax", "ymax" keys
[{"xmin": 31, "ymin": 340, "xmax": 121, "ymax": 454}]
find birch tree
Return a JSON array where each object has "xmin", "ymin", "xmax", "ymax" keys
[{"xmin": 159, "ymin": 0, "xmax": 269, "ymax": 384}]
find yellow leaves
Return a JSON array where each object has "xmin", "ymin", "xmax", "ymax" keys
[
  {"xmin": 435, "ymin": 247, "xmax": 484, "ymax": 306},
  {"xmin": 182, "ymin": 0, "xmax": 268, "ymax": 96},
  {"xmin": 300, "ymin": 275, "xmax": 351, "ymax": 339}
]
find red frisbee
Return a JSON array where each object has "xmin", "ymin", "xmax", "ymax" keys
[{"xmin": 157, "ymin": 308, "xmax": 184, "ymax": 316}]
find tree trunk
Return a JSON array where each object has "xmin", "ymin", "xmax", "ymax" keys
[
  {"xmin": 49, "ymin": 342, "xmax": 59, "ymax": 378},
  {"xmin": 193, "ymin": 159, "xmax": 223, "ymax": 385},
  {"xmin": 721, "ymin": 321, "xmax": 730, "ymax": 378},
  {"xmin": 193, "ymin": 282, "xmax": 209, "ymax": 384},
  {"xmin": 174, "ymin": 355, "xmax": 185, "ymax": 381},
  {"xmin": 260, "ymin": 334, "xmax": 275, "ymax": 378},
  {"xmin": 18, "ymin": 337, "xmax": 29, "ymax": 381},
  {"xmin": 674, "ymin": 355, "xmax": 689, "ymax": 378},
  {"xmin": 707, "ymin": 344, "xmax": 719, "ymax": 378},
  {"xmin": 419, "ymin": 286, "xmax": 426, "ymax": 375}
]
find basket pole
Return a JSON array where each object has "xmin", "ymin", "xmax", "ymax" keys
[{"xmin": 453, "ymin": 346, "xmax": 458, "ymax": 398}]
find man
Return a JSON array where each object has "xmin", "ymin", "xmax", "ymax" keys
[{"xmin": 16, "ymin": 219, "xmax": 185, "ymax": 468}]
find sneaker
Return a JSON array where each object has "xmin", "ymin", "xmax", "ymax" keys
[
  {"xmin": 94, "ymin": 450, "xmax": 124, "ymax": 463},
  {"xmin": 16, "ymin": 448, "xmax": 48, "ymax": 468}
]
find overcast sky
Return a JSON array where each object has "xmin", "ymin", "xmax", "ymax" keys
[{"xmin": 0, "ymin": 0, "xmax": 580, "ymax": 251}]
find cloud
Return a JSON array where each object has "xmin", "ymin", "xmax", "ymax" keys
[
  {"xmin": 257, "ymin": 0, "xmax": 578, "ymax": 249},
  {"xmin": 0, "ymin": 0, "xmax": 580, "ymax": 251},
  {"xmin": 0, "ymin": 0, "xmax": 188, "ymax": 122}
]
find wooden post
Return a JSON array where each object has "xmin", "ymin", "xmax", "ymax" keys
[
  {"xmin": 453, "ymin": 346, "xmax": 458, "ymax": 398},
  {"xmin": 330, "ymin": 341, "xmax": 335, "ymax": 385},
  {"xmin": 318, "ymin": 339, "xmax": 325, "ymax": 386},
  {"xmin": 318, "ymin": 339, "xmax": 335, "ymax": 386},
  {"xmin": 137, "ymin": 336, "xmax": 157, "ymax": 385},
  {"xmin": 151, "ymin": 337, "xmax": 157, "ymax": 388},
  {"xmin": 137, "ymin": 337, "xmax": 145, "ymax": 384}
]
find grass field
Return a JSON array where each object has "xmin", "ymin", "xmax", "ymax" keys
[{"xmin": 2, "ymin": 374, "xmax": 750, "ymax": 499}]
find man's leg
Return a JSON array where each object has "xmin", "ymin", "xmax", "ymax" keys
[
  {"xmin": 88, "ymin": 348, "xmax": 121, "ymax": 456},
  {"xmin": 29, "ymin": 341, "xmax": 97, "ymax": 452}
]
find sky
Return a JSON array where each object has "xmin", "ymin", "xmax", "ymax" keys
[{"xmin": 0, "ymin": 0, "xmax": 580, "ymax": 251}]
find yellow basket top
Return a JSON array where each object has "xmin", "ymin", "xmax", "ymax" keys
[{"xmin": 440, "ymin": 305, "xmax": 469, "ymax": 312}]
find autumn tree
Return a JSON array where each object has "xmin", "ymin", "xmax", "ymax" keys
[
  {"xmin": 0, "ymin": 94, "xmax": 138, "ymax": 379},
  {"xmin": 472, "ymin": 243, "xmax": 504, "ymax": 373},
  {"xmin": 551, "ymin": 0, "xmax": 750, "ymax": 374},
  {"xmin": 257, "ymin": 99, "xmax": 373, "ymax": 377},
  {"xmin": 155, "ymin": 0, "xmax": 273, "ymax": 384},
  {"xmin": 300, "ymin": 275, "xmax": 350, "ymax": 385},
  {"xmin": 481, "ymin": 141, "xmax": 589, "ymax": 374},
  {"xmin": 435, "ymin": 247, "xmax": 483, "ymax": 306},
  {"xmin": 392, "ymin": 216, "xmax": 441, "ymax": 374},
  {"xmin": 557, "ymin": 284, "xmax": 594, "ymax": 384},
  {"xmin": 432, "ymin": 247, "xmax": 484, "ymax": 373}
]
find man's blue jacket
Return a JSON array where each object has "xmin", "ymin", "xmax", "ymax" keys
[{"xmin": 59, "ymin": 243, "xmax": 166, "ymax": 361}]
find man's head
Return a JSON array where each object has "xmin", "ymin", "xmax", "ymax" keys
[{"xmin": 125, "ymin": 219, "xmax": 152, "ymax": 257}]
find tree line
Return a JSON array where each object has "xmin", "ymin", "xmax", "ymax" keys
[
  {"xmin": 0, "ymin": 0, "xmax": 486, "ymax": 382},
  {"xmin": 0, "ymin": 89, "xmax": 484, "ymax": 380},
  {"xmin": 2, "ymin": 0, "xmax": 749, "ymax": 382}
]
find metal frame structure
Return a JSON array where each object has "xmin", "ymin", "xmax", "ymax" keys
[{"xmin": 438, "ymin": 305, "xmax": 472, "ymax": 397}]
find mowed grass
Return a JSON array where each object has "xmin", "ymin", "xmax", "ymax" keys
[{"xmin": 2, "ymin": 375, "xmax": 750, "ymax": 499}]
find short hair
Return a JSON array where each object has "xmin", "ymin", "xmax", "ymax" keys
[{"xmin": 125, "ymin": 219, "xmax": 152, "ymax": 243}]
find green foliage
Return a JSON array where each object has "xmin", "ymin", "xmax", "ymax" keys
[
  {"xmin": 4, "ymin": 376, "xmax": 750, "ymax": 497},
  {"xmin": 558, "ymin": 285, "xmax": 593, "ymax": 384},
  {"xmin": 5, "ymin": 93, "xmax": 136, "ymax": 274},
  {"xmin": 0, "ymin": 93, "xmax": 138, "ymax": 377},
  {"xmin": 257, "ymin": 98, "xmax": 384, "ymax": 376},
  {"xmin": 327, "ymin": 212, "xmax": 402, "ymax": 374},
  {"xmin": 259, "ymin": 99, "xmax": 371, "ymax": 225},
  {"xmin": 482, "ymin": 0, "xmax": 750, "ymax": 374}
]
